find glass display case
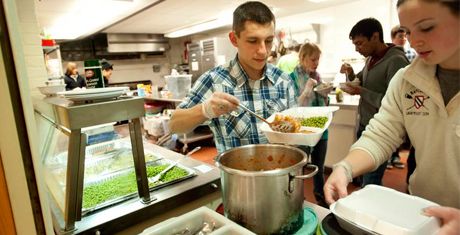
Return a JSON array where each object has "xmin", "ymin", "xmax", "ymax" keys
[
  {"xmin": 42, "ymin": 137, "xmax": 197, "ymax": 216},
  {"xmin": 33, "ymin": 95, "xmax": 221, "ymax": 234}
]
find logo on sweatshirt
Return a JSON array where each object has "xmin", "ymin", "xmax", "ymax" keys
[{"xmin": 405, "ymin": 89, "xmax": 430, "ymax": 116}]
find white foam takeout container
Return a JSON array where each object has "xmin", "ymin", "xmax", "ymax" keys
[
  {"xmin": 260, "ymin": 106, "xmax": 339, "ymax": 147},
  {"xmin": 330, "ymin": 185, "xmax": 441, "ymax": 235},
  {"xmin": 140, "ymin": 206, "xmax": 255, "ymax": 235}
]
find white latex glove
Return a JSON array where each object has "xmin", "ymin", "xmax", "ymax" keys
[
  {"xmin": 324, "ymin": 164, "xmax": 351, "ymax": 205},
  {"xmin": 302, "ymin": 79, "xmax": 317, "ymax": 96},
  {"xmin": 202, "ymin": 92, "xmax": 240, "ymax": 119}
]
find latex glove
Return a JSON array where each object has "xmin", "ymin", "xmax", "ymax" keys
[
  {"xmin": 302, "ymin": 79, "xmax": 318, "ymax": 96},
  {"xmin": 423, "ymin": 206, "xmax": 460, "ymax": 235},
  {"xmin": 202, "ymin": 92, "xmax": 239, "ymax": 119},
  {"xmin": 324, "ymin": 165, "xmax": 350, "ymax": 205}
]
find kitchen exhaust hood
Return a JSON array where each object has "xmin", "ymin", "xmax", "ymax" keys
[{"xmin": 107, "ymin": 33, "xmax": 170, "ymax": 53}]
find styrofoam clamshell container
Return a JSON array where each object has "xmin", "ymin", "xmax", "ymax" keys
[
  {"xmin": 260, "ymin": 106, "xmax": 339, "ymax": 146},
  {"xmin": 330, "ymin": 185, "xmax": 441, "ymax": 235},
  {"xmin": 140, "ymin": 207, "xmax": 255, "ymax": 235}
]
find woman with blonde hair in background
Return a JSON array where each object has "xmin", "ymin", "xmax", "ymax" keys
[
  {"xmin": 290, "ymin": 42, "xmax": 332, "ymax": 207},
  {"xmin": 63, "ymin": 62, "xmax": 86, "ymax": 90}
]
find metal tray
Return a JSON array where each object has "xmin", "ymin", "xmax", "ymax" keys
[{"xmin": 81, "ymin": 158, "xmax": 196, "ymax": 216}]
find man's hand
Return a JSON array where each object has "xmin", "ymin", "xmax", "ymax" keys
[
  {"xmin": 340, "ymin": 63, "xmax": 354, "ymax": 76},
  {"xmin": 340, "ymin": 83, "xmax": 362, "ymax": 95},
  {"xmin": 423, "ymin": 206, "xmax": 460, "ymax": 235},
  {"xmin": 202, "ymin": 92, "xmax": 240, "ymax": 119}
]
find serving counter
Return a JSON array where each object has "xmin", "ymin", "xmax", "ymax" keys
[
  {"xmin": 325, "ymin": 94, "xmax": 360, "ymax": 167},
  {"xmin": 33, "ymin": 96, "xmax": 220, "ymax": 234}
]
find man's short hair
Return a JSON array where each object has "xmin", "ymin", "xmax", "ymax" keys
[
  {"xmin": 349, "ymin": 18, "xmax": 384, "ymax": 43},
  {"xmin": 391, "ymin": 25, "xmax": 407, "ymax": 39},
  {"xmin": 232, "ymin": 1, "xmax": 275, "ymax": 36}
]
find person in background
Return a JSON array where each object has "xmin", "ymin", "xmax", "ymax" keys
[
  {"xmin": 277, "ymin": 40, "xmax": 302, "ymax": 74},
  {"xmin": 290, "ymin": 42, "xmax": 332, "ymax": 207},
  {"xmin": 169, "ymin": 1, "xmax": 296, "ymax": 153},
  {"xmin": 325, "ymin": 1, "xmax": 459, "ymax": 234},
  {"xmin": 100, "ymin": 59, "xmax": 113, "ymax": 87},
  {"xmin": 388, "ymin": 24, "xmax": 419, "ymax": 170},
  {"xmin": 63, "ymin": 62, "xmax": 86, "ymax": 90},
  {"xmin": 391, "ymin": 25, "xmax": 417, "ymax": 62},
  {"xmin": 339, "ymin": 17, "xmax": 409, "ymax": 187},
  {"xmin": 267, "ymin": 50, "xmax": 278, "ymax": 65}
]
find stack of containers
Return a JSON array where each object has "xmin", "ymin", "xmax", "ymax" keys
[{"xmin": 164, "ymin": 74, "xmax": 192, "ymax": 99}]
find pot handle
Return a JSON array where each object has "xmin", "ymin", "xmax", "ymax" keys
[{"xmin": 294, "ymin": 164, "xmax": 318, "ymax": 179}]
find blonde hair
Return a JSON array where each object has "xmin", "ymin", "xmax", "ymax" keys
[
  {"xmin": 298, "ymin": 42, "xmax": 321, "ymax": 61},
  {"xmin": 65, "ymin": 62, "xmax": 77, "ymax": 76}
]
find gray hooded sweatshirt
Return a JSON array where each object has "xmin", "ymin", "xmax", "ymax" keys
[{"xmin": 355, "ymin": 45, "xmax": 410, "ymax": 129}]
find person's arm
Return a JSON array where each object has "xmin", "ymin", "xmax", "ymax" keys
[
  {"xmin": 169, "ymin": 104, "xmax": 208, "ymax": 134},
  {"xmin": 169, "ymin": 92, "xmax": 240, "ymax": 134}
]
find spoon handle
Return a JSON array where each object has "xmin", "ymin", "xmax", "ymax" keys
[{"xmin": 238, "ymin": 103, "xmax": 271, "ymax": 125}]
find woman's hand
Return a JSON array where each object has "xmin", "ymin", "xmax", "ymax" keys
[
  {"xmin": 324, "ymin": 166, "xmax": 350, "ymax": 205},
  {"xmin": 305, "ymin": 78, "xmax": 318, "ymax": 90},
  {"xmin": 423, "ymin": 206, "xmax": 460, "ymax": 235}
]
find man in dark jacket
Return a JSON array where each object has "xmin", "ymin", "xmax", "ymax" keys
[{"xmin": 339, "ymin": 18, "xmax": 410, "ymax": 186}]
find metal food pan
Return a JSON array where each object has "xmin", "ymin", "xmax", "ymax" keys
[{"xmin": 81, "ymin": 159, "xmax": 196, "ymax": 216}]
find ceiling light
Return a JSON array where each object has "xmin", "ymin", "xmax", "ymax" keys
[{"xmin": 165, "ymin": 13, "xmax": 232, "ymax": 38}]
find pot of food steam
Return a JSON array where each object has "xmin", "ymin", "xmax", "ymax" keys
[{"xmin": 215, "ymin": 144, "xmax": 318, "ymax": 235}]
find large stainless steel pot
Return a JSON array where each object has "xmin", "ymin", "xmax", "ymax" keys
[{"xmin": 215, "ymin": 144, "xmax": 318, "ymax": 235}]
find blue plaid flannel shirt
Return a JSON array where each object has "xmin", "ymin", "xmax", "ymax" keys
[{"xmin": 178, "ymin": 56, "xmax": 297, "ymax": 153}]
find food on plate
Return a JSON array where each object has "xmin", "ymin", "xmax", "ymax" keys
[
  {"xmin": 272, "ymin": 114, "xmax": 301, "ymax": 133},
  {"xmin": 299, "ymin": 116, "xmax": 328, "ymax": 128},
  {"xmin": 315, "ymin": 82, "xmax": 332, "ymax": 90}
]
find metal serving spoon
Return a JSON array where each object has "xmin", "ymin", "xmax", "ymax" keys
[{"xmin": 238, "ymin": 103, "xmax": 295, "ymax": 133}]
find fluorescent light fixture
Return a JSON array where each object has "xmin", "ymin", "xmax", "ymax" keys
[
  {"xmin": 44, "ymin": 0, "xmax": 155, "ymax": 39},
  {"xmin": 165, "ymin": 12, "xmax": 232, "ymax": 38}
]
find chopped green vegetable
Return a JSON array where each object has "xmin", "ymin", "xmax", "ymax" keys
[
  {"xmin": 82, "ymin": 164, "xmax": 189, "ymax": 209},
  {"xmin": 299, "ymin": 116, "xmax": 328, "ymax": 128}
]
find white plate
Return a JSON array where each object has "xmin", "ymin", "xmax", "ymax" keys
[
  {"xmin": 313, "ymin": 84, "xmax": 333, "ymax": 92},
  {"xmin": 260, "ymin": 106, "xmax": 339, "ymax": 146},
  {"xmin": 58, "ymin": 87, "xmax": 129, "ymax": 101},
  {"xmin": 330, "ymin": 185, "xmax": 440, "ymax": 235},
  {"xmin": 58, "ymin": 87, "xmax": 129, "ymax": 95}
]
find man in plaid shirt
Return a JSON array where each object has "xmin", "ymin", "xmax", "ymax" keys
[{"xmin": 169, "ymin": 1, "xmax": 297, "ymax": 153}]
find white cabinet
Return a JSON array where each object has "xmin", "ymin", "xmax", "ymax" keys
[{"xmin": 325, "ymin": 95, "xmax": 359, "ymax": 167}]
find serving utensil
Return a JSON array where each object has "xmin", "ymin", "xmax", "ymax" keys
[
  {"xmin": 148, "ymin": 146, "xmax": 201, "ymax": 184},
  {"xmin": 238, "ymin": 103, "xmax": 296, "ymax": 133}
]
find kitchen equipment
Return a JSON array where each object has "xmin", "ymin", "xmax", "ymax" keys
[
  {"xmin": 330, "ymin": 185, "xmax": 441, "ymax": 235},
  {"xmin": 260, "ymin": 106, "xmax": 339, "ymax": 146},
  {"xmin": 165, "ymin": 74, "xmax": 192, "ymax": 99},
  {"xmin": 148, "ymin": 147, "xmax": 201, "ymax": 184},
  {"xmin": 238, "ymin": 103, "xmax": 295, "ymax": 133},
  {"xmin": 38, "ymin": 84, "xmax": 66, "ymax": 96},
  {"xmin": 215, "ymin": 144, "xmax": 318, "ymax": 235},
  {"xmin": 57, "ymin": 87, "xmax": 129, "ymax": 101}
]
